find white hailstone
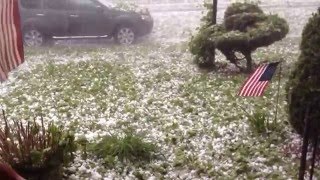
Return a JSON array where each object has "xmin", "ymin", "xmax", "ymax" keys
[
  {"xmin": 148, "ymin": 176, "xmax": 157, "ymax": 180},
  {"xmin": 68, "ymin": 166, "xmax": 77, "ymax": 172},
  {"xmin": 91, "ymin": 171, "xmax": 102, "ymax": 180},
  {"xmin": 98, "ymin": 118, "xmax": 107, "ymax": 125},
  {"xmin": 103, "ymin": 176, "xmax": 114, "ymax": 180},
  {"xmin": 85, "ymin": 132, "xmax": 98, "ymax": 141},
  {"xmin": 279, "ymin": 166, "xmax": 283, "ymax": 171},
  {"xmin": 262, "ymin": 168, "xmax": 271, "ymax": 174},
  {"xmin": 78, "ymin": 165, "xmax": 87, "ymax": 173},
  {"xmin": 69, "ymin": 174, "xmax": 78, "ymax": 180},
  {"xmin": 270, "ymin": 144, "xmax": 275, "ymax": 148},
  {"xmin": 256, "ymin": 157, "xmax": 267, "ymax": 162},
  {"xmin": 272, "ymin": 166, "xmax": 278, "ymax": 170}
]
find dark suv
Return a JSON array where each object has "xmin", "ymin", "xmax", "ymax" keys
[{"xmin": 18, "ymin": 0, "xmax": 153, "ymax": 46}]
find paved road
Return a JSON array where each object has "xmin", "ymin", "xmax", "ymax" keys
[
  {"xmin": 147, "ymin": 0, "xmax": 319, "ymax": 41},
  {"xmin": 140, "ymin": 0, "xmax": 320, "ymax": 12}
]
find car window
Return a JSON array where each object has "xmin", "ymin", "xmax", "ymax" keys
[
  {"xmin": 68, "ymin": 0, "xmax": 100, "ymax": 10},
  {"xmin": 20, "ymin": 0, "xmax": 42, "ymax": 9},
  {"xmin": 44, "ymin": 0, "xmax": 67, "ymax": 10}
]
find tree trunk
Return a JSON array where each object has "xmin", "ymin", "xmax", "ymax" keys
[
  {"xmin": 208, "ymin": 0, "xmax": 217, "ymax": 69},
  {"xmin": 244, "ymin": 51, "xmax": 253, "ymax": 73},
  {"xmin": 212, "ymin": 0, "xmax": 217, "ymax": 24}
]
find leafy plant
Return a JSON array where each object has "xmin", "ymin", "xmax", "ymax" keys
[
  {"xmin": 77, "ymin": 136, "xmax": 89, "ymax": 159},
  {"xmin": 240, "ymin": 106, "xmax": 270, "ymax": 134},
  {"xmin": 247, "ymin": 110, "xmax": 269, "ymax": 134},
  {"xmin": 0, "ymin": 110, "xmax": 76, "ymax": 179},
  {"xmin": 89, "ymin": 131, "xmax": 157, "ymax": 166}
]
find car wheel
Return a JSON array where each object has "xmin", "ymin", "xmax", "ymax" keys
[
  {"xmin": 23, "ymin": 28, "xmax": 53, "ymax": 47},
  {"xmin": 115, "ymin": 26, "xmax": 135, "ymax": 45}
]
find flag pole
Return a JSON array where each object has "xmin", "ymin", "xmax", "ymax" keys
[{"xmin": 273, "ymin": 60, "xmax": 283, "ymax": 126}]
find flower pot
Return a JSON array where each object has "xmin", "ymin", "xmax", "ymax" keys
[{"xmin": 14, "ymin": 164, "xmax": 63, "ymax": 180}]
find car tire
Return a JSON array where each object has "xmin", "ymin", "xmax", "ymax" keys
[
  {"xmin": 114, "ymin": 26, "xmax": 136, "ymax": 45},
  {"xmin": 23, "ymin": 27, "xmax": 54, "ymax": 47}
]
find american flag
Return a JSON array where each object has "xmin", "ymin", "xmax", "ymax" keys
[
  {"xmin": 0, "ymin": 0, "xmax": 24, "ymax": 82},
  {"xmin": 238, "ymin": 62, "xmax": 280, "ymax": 97}
]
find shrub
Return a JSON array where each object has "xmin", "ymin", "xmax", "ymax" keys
[
  {"xmin": 0, "ymin": 110, "xmax": 76, "ymax": 180},
  {"xmin": 189, "ymin": 2, "xmax": 289, "ymax": 72},
  {"xmin": 114, "ymin": 0, "xmax": 138, "ymax": 12},
  {"xmin": 286, "ymin": 8, "xmax": 320, "ymax": 136},
  {"xmin": 89, "ymin": 131, "xmax": 157, "ymax": 167}
]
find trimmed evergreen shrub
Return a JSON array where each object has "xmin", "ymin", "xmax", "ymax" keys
[
  {"xmin": 286, "ymin": 8, "xmax": 320, "ymax": 136},
  {"xmin": 189, "ymin": 2, "xmax": 289, "ymax": 72}
]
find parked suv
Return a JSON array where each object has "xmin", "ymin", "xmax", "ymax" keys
[{"xmin": 18, "ymin": 0, "xmax": 153, "ymax": 46}]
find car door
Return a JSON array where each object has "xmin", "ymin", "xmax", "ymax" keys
[
  {"xmin": 67, "ymin": 0, "xmax": 112, "ymax": 36},
  {"xmin": 42, "ymin": 0, "xmax": 69, "ymax": 36},
  {"xmin": 19, "ymin": 0, "xmax": 45, "ymax": 30}
]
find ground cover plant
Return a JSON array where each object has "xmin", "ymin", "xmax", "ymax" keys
[{"xmin": 0, "ymin": 37, "xmax": 311, "ymax": 179}]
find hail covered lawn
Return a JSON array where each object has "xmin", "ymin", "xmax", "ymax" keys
[
  {"xmin": 0, "ymin": 37, "xmax": 306, "ymax": 179},
  {"xmin": 0, "ymin": 5, "xmax": 316, "ymax": 179}
]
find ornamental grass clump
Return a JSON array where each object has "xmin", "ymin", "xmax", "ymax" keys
[
  {"xmin": 286, "ymin": 8, "xmax": 320, "ymax": 136},
  {"xmin": 0, "ymin": 110, "xmax": 76, "ymax": 180},
  {"xmin": 189, "ymin": 2, "xmax": 289, "ymax": 72},
  {"xmin": 241, "ymin": 106, "xmax": 269, "ymax": 134},
  {"xmin": 89, "ymin": 131, "xmax": 157, "ymax": 167},
  {"xmin": 247, "ymin": 110, "xmax": 268, "ymax": 134}
]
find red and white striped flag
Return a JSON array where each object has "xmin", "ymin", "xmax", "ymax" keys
[
  {"xmin": 238, "ymin": 62, "xmax": 280, "ymax": 97},
  {"xmin": 0, "ymin": 0, "xmax": 24, "ymax": 82}
]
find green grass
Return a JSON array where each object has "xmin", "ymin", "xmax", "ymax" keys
[
  {"xmin": 0, "ymin": 60, "xmax": 137, "ymax": 129},
  {"xmin": 89, "ymin": 131, "xmax": 157, "ymax": 166}
]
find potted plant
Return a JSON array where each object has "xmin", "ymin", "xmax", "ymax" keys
[{"xmin": 0, "ymin": 110, "xmax": 76, "ymax": 180}]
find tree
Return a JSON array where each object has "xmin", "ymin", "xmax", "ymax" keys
[
  {"xmin": 286, "ymin": 8, "xmax": 320, "ymax": 136},
  {"xmin": 189, "ymin": 3, "xmax": 289, "ymax": 72},
  {"xmin": 193, "ymin": 0, "xmax": 218, "ymax": 69}
]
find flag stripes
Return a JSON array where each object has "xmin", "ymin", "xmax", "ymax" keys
[
  {"xmin": 238, "ymin": 62, "xmax": 279, "ymax": 97},
  {"xmin": 0, "ymin": 0, "xmax": 24, "ymax": 82}
]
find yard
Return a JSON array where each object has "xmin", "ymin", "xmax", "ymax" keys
[{"xmin": 0, "ymin": 3, "xmax": 319, "ymax": 180}]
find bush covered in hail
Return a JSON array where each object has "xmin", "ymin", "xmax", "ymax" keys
[
  {"xmin": 189, "ymin": 2, "xmax": 289, "ymax": 72},
  {"xmin": 0, "ymin": 111, "xmax": 76, "ymax": 180},
  {"xmin": 286, "ymin": 8, "xmax": 320, "ymax": 136}
]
